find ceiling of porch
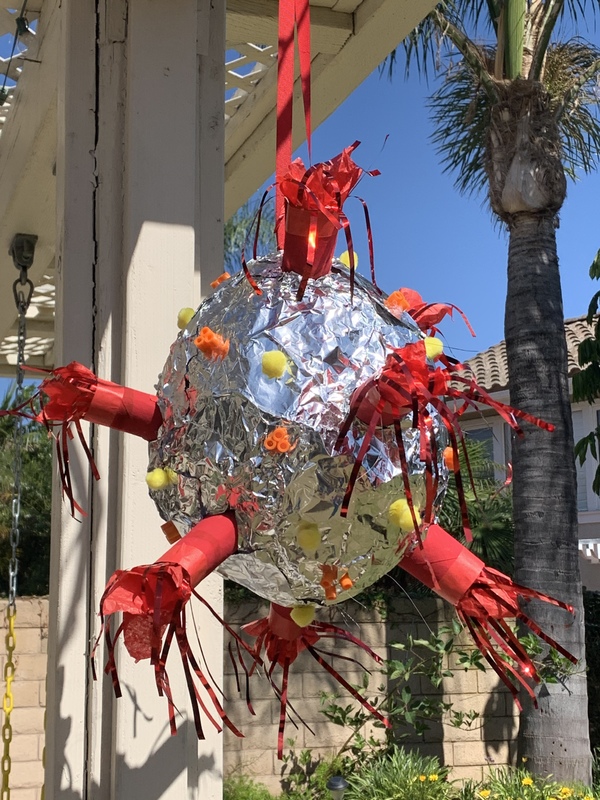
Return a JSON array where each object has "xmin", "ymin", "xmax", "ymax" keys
[{"xmin": 0, "ymin": 0, "xmax": 436, "ymax": 377}]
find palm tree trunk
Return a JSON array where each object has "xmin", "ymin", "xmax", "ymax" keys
[{"xmin": 505, "ymin": 212, "xmax": 591, "ymax": 783}]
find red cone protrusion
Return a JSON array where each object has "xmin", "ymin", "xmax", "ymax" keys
[
  {"xmin": 94, "ymin": 513, "xmax": 244, "ymax": 741},
  {"xmin": 399, "ymin": 524, "xmax": 576, "ymax": 708},
  {"xmin": 1, "ymin": 361, "xmax": 164, "ymax": 516}
]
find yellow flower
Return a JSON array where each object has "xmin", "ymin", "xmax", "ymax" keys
[
  {"xmin": 429, "ymin": 775, "xmax": 439, "ymax": 782},
  {"xmin": 479, "ymin": 790, "xmax": 491, "ymax": 798},
  {"xmin": 583, "ymin": 795, "xmax": 593, "ymax": 800},
  {"xmin": 522, "ymin": 777, "xmax": 534, "ymax": 787},
  {"xmin": 559, "ymin": 789, "xmax": 573, "ymax": 798},
  {"xmin": 419, "ymin": 775, "xmax": 427, "ymax": 782}
]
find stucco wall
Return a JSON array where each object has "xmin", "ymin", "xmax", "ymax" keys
[{"xmin": 0, "ymin": 596, "xmax": 518, "ymax": 797}]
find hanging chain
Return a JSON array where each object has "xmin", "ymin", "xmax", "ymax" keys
[{"xmin": 1, "ymin": 255, "xmax": 33, "ymax": 800}]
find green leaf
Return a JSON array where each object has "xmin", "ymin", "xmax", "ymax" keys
[
  {"xmin": 587, "ymin": 290, "xmax": 600, "ymax": 322},
  {"xmin": 590, "ymin": 248, "xmax": 600, "ymax": 279}
]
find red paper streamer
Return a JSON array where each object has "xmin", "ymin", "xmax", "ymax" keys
[
  {"xmin": 276, "ymin": 0, "xmax": 312, "ymax": 248},
  {"xmin": 399, "ymin": 524, "xmax": 576, "ymax": 708},
  {"xmin": 0, "ymin": 362, "xmax": 163, "ymax": 516},
  {"xmin": 95, "ymin": 513, "xmax": 244, "ymax": 740},
  {"xmin": 242, "ymin": 603, "xmax": 390, "ymax": 758},
  {"xmin": 336, "ymin": 341, "xmax": 554, "ymax": 543}
]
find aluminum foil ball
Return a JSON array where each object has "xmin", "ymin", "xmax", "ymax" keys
[{"xmin": 148, "ymin": 255, "xmax": 449, "ymax": 607}]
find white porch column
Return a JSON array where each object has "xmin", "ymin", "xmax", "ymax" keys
[{"xmin": 46, "ymin": 2, "xmax": 226, "ymax": 798}]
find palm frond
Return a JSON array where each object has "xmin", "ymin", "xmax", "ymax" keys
[
  {"xmin": 386, "ymin": 1, "xmax": 497, "ymax": 83},
  {"xmin": 544, "ymin": 40, "xmax": 600, "ymax": 177},
  {"xmin": 529, "ymin": 0, "xmax": 565, "ymax": 79},
  {"xmin": 427, "ymin": 52, "xmax": 494, "ymax": 197}
]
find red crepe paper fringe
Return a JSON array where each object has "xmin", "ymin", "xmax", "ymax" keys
[
  {"xmin": 387, "ymin": 287, "xmax": 476, "ymax": 339},
  {"xmin": 241, "ymin": 609, "xmax": 390, "ymax": 758},
  {"xmin": 93, "ymin": 563, "xmax": 252, "ymax": 742},
  {"xmin": 336, "ymin": 341, "xmax": 554, "ymax": 543},
  {"xmin": 455, "ymin": 569, "xmax": 576, "ymax": 709},
  {"xmin": 399, "ymin": 526, "xmax": 577, "ymax": 710},
  {"xmin": 242, "ymin": 145, "xmax": 379, "ymax": 302},
  {"xmin": 0, "ymin": 362, "xmax": 100, "ymax": 517}
]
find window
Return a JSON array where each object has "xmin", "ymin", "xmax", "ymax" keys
[{"xmin": 572, "ymin": 410, "xmax": 588, "ymax": 512}]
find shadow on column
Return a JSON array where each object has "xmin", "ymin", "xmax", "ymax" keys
[{"xmin": 49, "ymin": 666, "xmax": 217, "ymax": 799}]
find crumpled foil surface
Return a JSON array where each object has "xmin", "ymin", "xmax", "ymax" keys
[{"xmin": 149, "ymin": 255, "xmax": 448, "ymax": 607}]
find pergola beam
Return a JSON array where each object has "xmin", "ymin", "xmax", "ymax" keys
[
  {"xmin": 0, "ymin": 0, "xmax": 58, "ymax": 358},
  {"xmin": 227, "ymin": 0, "xmax": 352, "ymax": 54}
]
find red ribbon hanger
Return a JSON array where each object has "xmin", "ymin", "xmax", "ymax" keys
[{"xmin": 276, "ymin": 0, "xmax": 312, "ymax": 248}]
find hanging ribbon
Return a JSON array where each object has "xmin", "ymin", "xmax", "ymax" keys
[{"xmin": 276, "ymin": 0, "xmax": 312, "ymax": 248}]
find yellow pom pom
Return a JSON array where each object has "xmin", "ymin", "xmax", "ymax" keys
[
  {"xmin": 339, "ymin": 250, "xmax": 358, "ymax": 269},
  {"xmin": 388, "ymin": 499, "xmax": 421, "ymax": 532},
  {"xmin": 146, "ymin": 468, "xmax": 171, "ymax": 491},
  {"xmin": 296, "ymin": 521, "xmax": 321, "ymax": 553},
  {"xmin": 290, "ymin": 605, "xmax": 316, "ymax": 628},
  {"xmin": 424, "ymin": 337, "xmax": 444, "ymax": 360},
  {"xmin": 177, "ymin": 307, "xmax": 195, "ymax": 330},
  {"xmin": 262, "ymin": 350, "xmax": 288, "ymax": 379}
]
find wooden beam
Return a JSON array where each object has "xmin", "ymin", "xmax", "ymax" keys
[
  {"xmin": 224, "ymin": 0, "xmax": 438, "ymax": 218},
  {"xmin": 0, "ymin": 0, "xmax": 58, "ymax": 355},
  {"xmin": 226, "ymin": 0, "xmax": 352, "ymax": 54}
]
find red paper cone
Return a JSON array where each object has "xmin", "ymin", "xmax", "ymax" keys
[
  {"xmin": 95, "ymin": 513, "xmax": 243, "ymax": 740},
  {"xmin": 277, "ymin": 143, "xmax": 377, "ymax": 299},
  {"xmin": 337, "ymin": 341, "xmax": 555, "ymax": 542},
  {"xmin": 281, "ymin": 204, "xmax": 338, "ymax": 280},
  {"xmin": 38, "ymin": 361, "xmax": 163, "ymax": 441},
  {"xmin": 399, "ymin": 524, "xmax": 576, "ymax": 707},
  {"xmin": 1, "ymin": 362, "xmax": 164, "ymax": 516}
]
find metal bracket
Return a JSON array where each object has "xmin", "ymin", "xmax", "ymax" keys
[{"xmin": 9, "ymin": 233, "xmax": 37, "ymax": 314}]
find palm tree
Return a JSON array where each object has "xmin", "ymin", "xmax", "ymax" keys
[{"xmin": 392, "ymin": 0, "xmax": 600, "ymax": 783}]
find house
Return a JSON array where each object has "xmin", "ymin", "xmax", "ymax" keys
[{"xmin": 460, "ymin": 316, "xmax": 600, "ymax": 592}]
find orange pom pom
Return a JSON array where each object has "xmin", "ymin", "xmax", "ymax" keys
[
  {"xmin": 194, "ymin": 326, "xmax": 229, "ymax": 360},
  {"xmin": 443, "ymin": 446, "xmax": 456, "ymax": 471},
  {"xmin": 385, "ymin": 290, "xmax": 410, "ymax": 316},
  {"xmin": 339, "ymin": 572, "xmax": 353, "ymax": 590},
  {"xmin": 263, "ymin": 426, "xmax": 295, "ymax": 453},
  {"xmin": 210, "ymin": 271, "xmax": 231, "ymax": 290}
]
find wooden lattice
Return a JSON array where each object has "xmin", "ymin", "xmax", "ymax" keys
[
  {"xmin": 0, "ymin": 4, "xmax": 40, "ymax": 135},
  {"xmin": 225, "ymin": 43, "xmax": 277, "ymax": 124}
]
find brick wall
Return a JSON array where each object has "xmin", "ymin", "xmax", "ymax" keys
[
  {"xmin": 0, "ymin": 598, "xmax": 47, "ymax": 800},
  {"xmin": 223, "ymin": 597, "xmax": 517, "ymax": 793},
  {"xmin": 0, "ymin": 596, "xmax": 517, "ymax": 797}
]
